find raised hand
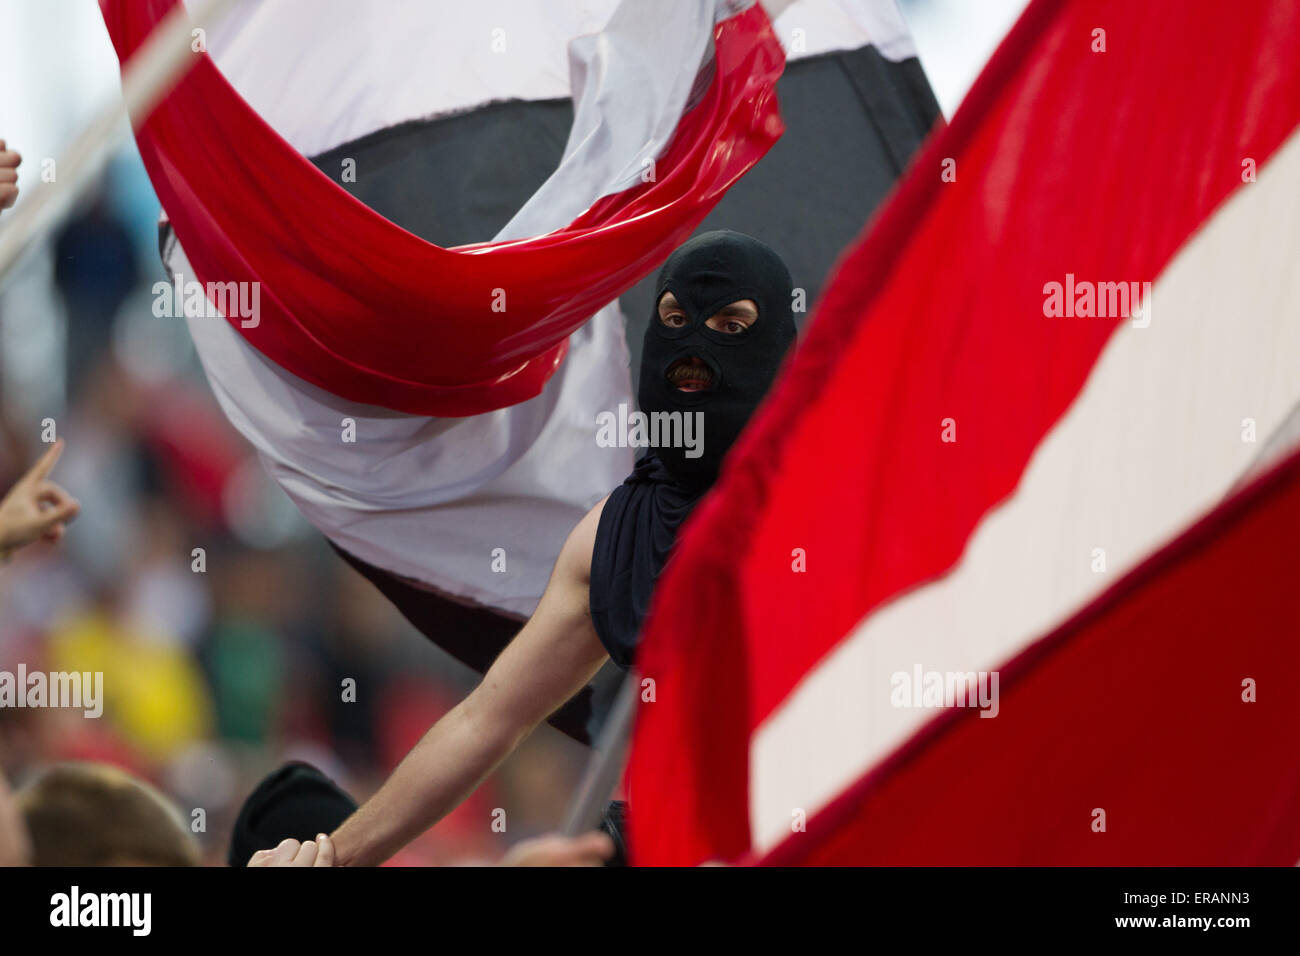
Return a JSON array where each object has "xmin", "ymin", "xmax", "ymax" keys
[{"xmin": 0, "ymin": 440, "xmax": 81, "ymax": 562}]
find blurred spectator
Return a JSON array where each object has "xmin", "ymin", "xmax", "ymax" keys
[
  {"xmin": 17, "ymin": 762, "xmax": 201, "ymax": 866},
  {"xmin": 0, "ymin": 766, "xmax": 31, "ymax": 866},
  {"xmin": 53, "ymin": 191, "xmax": 139, "ymax": 388}
]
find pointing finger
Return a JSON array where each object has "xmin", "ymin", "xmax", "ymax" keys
[{"xmin": 23, "ymin": 440, "xmax": 63, "ymax": 485}]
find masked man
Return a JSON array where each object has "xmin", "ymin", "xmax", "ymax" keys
[{"xmin": 309, "ymin": 231, "xmax": 797, "ymax": 866}]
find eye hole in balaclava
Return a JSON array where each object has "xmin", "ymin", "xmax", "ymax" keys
[{"xmin": 637, "ymin": 230, "xmax": 797, "ymax": 492}]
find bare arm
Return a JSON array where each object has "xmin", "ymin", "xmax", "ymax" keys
[{"xmin": 329, "ymin": 497, "xmax": 611, "ymax": 867}]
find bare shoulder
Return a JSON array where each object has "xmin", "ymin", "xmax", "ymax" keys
[{"xmin": 554, "ymin": 495, "xmax": 610, "ymax": 588}]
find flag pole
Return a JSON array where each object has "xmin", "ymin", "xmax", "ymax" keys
[
  {"xmin": 0, "ymin": 0, "xmax": 238, "ymax": 285},
  {"xmin": 562, "ymin": 671, "xmax": 639, "ymax": 836}
]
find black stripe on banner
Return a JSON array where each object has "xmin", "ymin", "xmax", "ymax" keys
[{"xmin": 331, "ymin": 544, "xmax": 601, "ymax": 745}]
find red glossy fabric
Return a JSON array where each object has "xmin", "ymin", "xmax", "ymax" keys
[
  {"xmin": 100, "ymin": 0, "xmax": 785, "ymax": 415},
  {"xmin": 628, "ymin": 0, "xmax": 1300, "ymax": 864},
  {"xmin": 754, "ymin": 446, "xmax": 1300, "ymax": 865}
]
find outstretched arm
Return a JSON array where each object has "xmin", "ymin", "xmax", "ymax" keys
[{"xmin": 327, "ymin": 497, "xmax": 611, "ymax": 867}]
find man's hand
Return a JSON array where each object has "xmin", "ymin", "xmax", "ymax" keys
[
  {"xmin": 0, "ymin": 440, "xmax": 80, "ymax": 562},
  {"xmin": 247, "ymin": 830, "xmax": 615, "ymax": 867},
  {"xmin": 501, "ymin": 831, "xmax": 614, "ymax": 867},
  {"xmin": 0, "ymin": 140, "xmax": 20, "ymax": 212},
  {"xmin": 247, "ymin": 835, "xmax": 337, "ymax": 867}
]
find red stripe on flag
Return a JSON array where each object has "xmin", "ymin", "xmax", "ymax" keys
[
  {"xmin": 629, "ymin": 0, "xmax": 1300, "ymax": 865},
  {"xmin": 100, "ymin": 0, "xmax": 784, "ymax": 415},
  {"xmin": 755, "ymin": 444, "xmax": 1300, "ymax": 866}
]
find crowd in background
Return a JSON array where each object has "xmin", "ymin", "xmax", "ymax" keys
[{"xmin": 0, "ymin": 149, "xmax": 588, "ymax": 866}]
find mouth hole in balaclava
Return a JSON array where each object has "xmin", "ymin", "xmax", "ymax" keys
[{"xmin": 656, "ymin": 292, "xmax": 759, "ymax": 395}]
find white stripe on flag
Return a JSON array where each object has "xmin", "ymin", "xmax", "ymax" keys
[
  {"xmin": 749, "ymin": 124, "xmax": 1300, "ymax": 852},
  {"xmin": 195, "ymin": 0, "xmax": 914, "ymax": 159}
]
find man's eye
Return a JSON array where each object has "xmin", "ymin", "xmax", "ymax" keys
[
  {"xmin": 662, "ymin": 313, "xmax": 686, "ymax": 327},
  {"xmin": 724, "ymin": 320, "xmax": 747, "ymax": 334}
]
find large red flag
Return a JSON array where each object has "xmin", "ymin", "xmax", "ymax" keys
[
  {"xmin": 629, "ymin": 0, "xmax": 1300, "ymax": 865},
  {"xmin": 755, "ymin": 447, "xmax": 1300, "ymax": 865}
]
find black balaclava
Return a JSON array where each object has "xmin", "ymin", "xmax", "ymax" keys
[
  {"xmin": 590, "ymin": 231, "xmax": 796, "ymax": 668},
  {"xmin": 638, "ymin": 229, "xmax": 797, "ymax": 492},
  {"xmin": 227, "ymin": 762, "xmax": 357, "ymax": 866}
]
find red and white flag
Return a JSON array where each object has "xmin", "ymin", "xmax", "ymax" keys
[
  {"xmin": 97, "ymin": 0, "xmax": 933, "ymax": 641},
  {"xmin": 629, "ymin": 0, "xmax": 1300, "ymax": 865}
]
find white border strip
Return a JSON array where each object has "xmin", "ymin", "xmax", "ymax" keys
[{"xmin": 749, "ymin": 125, "xmax": 1300, "ymax": 853}]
